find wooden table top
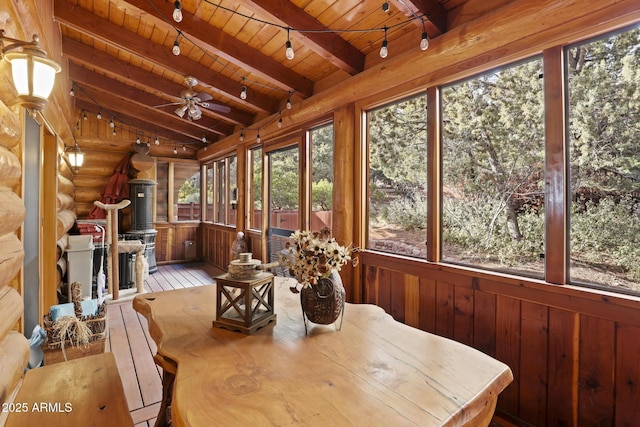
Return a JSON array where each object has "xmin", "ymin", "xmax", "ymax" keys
[{"xmin": 133, "ymin": 279, "xmax": 512, "ymax": 427}]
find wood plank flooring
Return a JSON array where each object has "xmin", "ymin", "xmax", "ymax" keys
[{"xmin": 105, "ymin": 262, "xmax": 221, "ymax": 427}]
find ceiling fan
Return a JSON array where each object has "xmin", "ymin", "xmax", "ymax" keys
[{"xmin": 155, "ymin": 76, "xmax": 231, "ymax": 120}]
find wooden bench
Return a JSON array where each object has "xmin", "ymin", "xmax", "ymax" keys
[{"xmin": 0, "ymin": 284, "xmax": 133, "ymax": 426}]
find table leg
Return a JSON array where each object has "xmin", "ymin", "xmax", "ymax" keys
[{"xmin": 155, "ymin": 370, "xmax": 175, "ymax": 427}]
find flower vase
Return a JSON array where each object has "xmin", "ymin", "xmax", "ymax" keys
[{"xmin": 300, "ymin": 272, "xmax": 345, "ymax": 335}]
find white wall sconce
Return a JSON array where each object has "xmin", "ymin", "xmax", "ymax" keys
[
  {"xmin": 66, "ymin": 143, "xmax": 85, "ymax": 173},
  {"xmin": 0, "ymin": 30, "xmax": 61, "ymax": 111}
]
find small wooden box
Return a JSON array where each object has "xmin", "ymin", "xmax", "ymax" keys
[{"xmin": 214, "ymin": 272, "xmax": 277, "ymax": 334}]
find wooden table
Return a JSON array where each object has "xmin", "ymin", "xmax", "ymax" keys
[{"xmin": 133, "ymin": 279, "xmax": 512, "ymax": 427}]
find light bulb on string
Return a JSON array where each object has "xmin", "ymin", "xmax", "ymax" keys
[
  {"xmin": 256, "ymin": 130, "xmax": 261, "ymax": 144},
  {"xmin": 146, "ymin": 140, "xmax": 150, "ymax": 148},
  {"xmin": 286, "ymin": 93, "xmax": 292, "ymax": 110},
  {"xmin": 239, "ymin": 131, "xmax": 244, "ymax": 142},
  {"xmin": 278, "ymin": 115, "xmax": 283, "ymax": 128},
  {"xmin": 112, "ymin": 128, "xmax": 116, "ymax": 136},
  {"xmin": 155, "ymin": 133, "xmax": 160, "ymax": 145},
  {"xmin": 172, "ymin": 39, "xmax": 181, "ymax": 56},
  {"xmin": 380, "ymin": 28, "xmax": 388, "ymax": 59},
  {"xmin": 70, "ymin": 87, "xmax": 75, "ymax": 97},
  {"xmin": 285, "ymin": 28, "xmax": 294, "ymax": 60},
  {"xmin": 173, "ymin": 146, "xmax": 178, "ymax": 155},
  {"xmin": 420, "ymin": 20, "xmax": 429, "ymax": 51},
  {"xmin": 136, "ymin": 135, "xmax": 141, "ymax": 144},
  {"xmin": 173, "ymin": 0, "xmax": 183, "ymax": 23},
  {"xmin": 240, "ymin": 85, "xmax": 247, "ymax": 100},
  {"xmin": 83, "ymin": 110, "xmax": 88, "ymax": 120},
  {"xmin": 97, "ymin": 110, "xmax": 102, "ymax": 120},
  {"xmin": 182, "ymin": 144, "xmax": 187, "ymax": 151},
  {"xmin": 110, "ymin": 118, "xmax": 115, "ymax": 128}
]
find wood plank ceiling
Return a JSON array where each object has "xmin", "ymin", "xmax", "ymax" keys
[{"xmin": 54, "ymin": 0, "xmax": 456, "ymax": 154}]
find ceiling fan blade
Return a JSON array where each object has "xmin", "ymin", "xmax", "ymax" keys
[
  {"xmin": 200, "ymin": 102, "xmax": 231, "ymax": 114},
  {"xmin": 196, "ymin": 92, "xmax": 213, "ymax": 102},
  {"xmin": 154, "ymin": 102, "xmax": 182, "ymax": 108}
]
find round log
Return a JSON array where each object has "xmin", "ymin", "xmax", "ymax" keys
[
  {"xmin": 58, "ymin": 174, "xmax": 75, "ymax": 196},
  {"xmin": 0, "ymin": 189, "xmax": 25, "ymax": 236},
  {"xmin": 0, "ymin": 233, "xmax": 24, "ymax": 290},
  {"xmin": 0, "ymin": 147, "xmax": 21, "ymax": 187},
  {"xmin": 130, "ymin": 152, "xmax": 154, "ymax": 172},
  {"xmin": 57, "ymin": 210, "xmax": 77, "ymax": 240},
  {"xmin": 56, "ymin": 193, "xmax": 75, "ymax": 212}
]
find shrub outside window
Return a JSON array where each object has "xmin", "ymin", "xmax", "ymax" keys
[
  {"xmin": 441, "ymin": 58, "xmax": 545, "ymax": 278},
  {"xmin": 567, "ymin": 26, "xmax": 640, "ymax": 295},
  {"xmin": 367, "ymin": 94, "xmax": 428, "ymax": 258}
]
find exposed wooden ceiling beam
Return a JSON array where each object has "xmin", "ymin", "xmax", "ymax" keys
[
  {"xmin": 53, "ymin": 0, "xmax": 279, "ymax": 113},
  {"xmin": 400, "ymin": 0, "xmax": 447, "ymax": 36},
  {"xmin": 70, "ymin": 63, "xmax": 234, "ymax": 137},
  {"xmin": 239, "ymin": 0, "xmax": 365, "ymax": 75},
  {"xmin": 74, "ymin": 98, "xmax": 195, "ymax": 151},
  {"xmin": 62, "ymin": 37, "xmax": 254, "ymax": 127},
  {"xmin": 115, "ymin": 0, "xmax": 314, "ymax": 98}
]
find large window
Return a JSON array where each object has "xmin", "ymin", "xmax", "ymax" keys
[
  {"xmin": 249, "ymin": 147, "xmax": 263, "ymax": 230},
  {"xmin": 367, "ymin": 94, "xmax": 428, "ymax": 258},
  {"xmin": 174, "ymin": 163, "xmax": 201, "ymax": 221},
  {"xmin": 568, "ymin": 26, "xmax": 640, "ymax": 294},
  {"xmin": 206, "ymin": 155, "xmax": 237, "ymax": 225},
  {"xmin": 310, "ymin": 123, "xmax": 334, "ymax": 231},
  {"xmin": 441, "ymin": 58, "xmax": 545, "ymax": 277}
]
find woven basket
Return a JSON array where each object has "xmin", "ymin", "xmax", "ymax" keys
[{"xmin": 42, "ymin": 282, "xmax": 107, "ymax": 363}]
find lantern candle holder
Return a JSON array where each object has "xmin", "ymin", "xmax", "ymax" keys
[{"xmin": 214, "ymin": 271, "xmax": 276, "ymax": 334}]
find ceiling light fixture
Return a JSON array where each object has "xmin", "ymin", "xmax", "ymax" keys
[
  {"xmin": 380, "ymin": 27, "xmax": 388, "ymax": 59},
  {"xmin": 285, "ymin": 28, "xmax": 294, "ymax": 60},
  {"xmin": 420, "ymin": 20, "xmax": 429, "ymax": 51},
  {"xmin": 66, "ymin": 143, "xmax": 85, "ymax": 174},
  {"xmin": 173, "ymin": 1, "xmax": 183, "ymax": 23},
  {"xmin": 172, "ymin": 38, "xmax": 181, "ymax": 56},
  {"xmin": 0, "ymin": 31, "xmax": 61, "ymax": 111}
]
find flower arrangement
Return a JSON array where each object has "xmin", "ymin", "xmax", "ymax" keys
[{"xmin": 282, "ymin": 227, "xmax": 358, "ymax": 292}]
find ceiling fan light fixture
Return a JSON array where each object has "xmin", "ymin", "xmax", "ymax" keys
[{"xmin": 175, "ymin": 104, "xmax": 188, "ymax": 117}]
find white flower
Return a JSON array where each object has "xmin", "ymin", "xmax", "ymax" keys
[{"xmin": 282, "ymin": 228, "xmax": 356, "ymax": 289}]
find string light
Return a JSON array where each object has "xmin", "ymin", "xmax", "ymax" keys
[
  {"xmin": 110, "ymin": 117, "xmax": 115, "ymax": 128},
  {"xmin": 256, "ymin": 129, "xmax": 261, "ymax": 144},
  {"xmin": 70, "ymin": 87, "xmax": 75, "ymax": 97},
  {"xmin": 112, "ymin": 128, "xmax": 116, "ymax": 136},
  {"xmin": 286, "ymin": 93, "xmax": 292, "ymax": 110},
  {"xmin": 83, "ymin": 110, "xmax": 88, "ymax": 120},
  {"xmin": 172, "ymin": 37, "xmax": 181, "ymax": 56},
  {"xmin": 278, "ymin": 115, "xmax": 283, "ymax": 128},
  {"xmin": 239, "ymin": 131, "xmax": 244, "ymax": 141},
  {"xmin": 285, "ymin": 28, "xmax": 294, "ymax": 60},
  {"xmin": 240, "ymin": 85, "xmax": 247, "ymax": 100},
  {"xmin": 136, "ymin": 135, "xmax": 141, "ymax": 144},
  {"xmin": 380, "ymin": 27, "xmax": 388, "ymax": 59},
  {"xmin": 155, "ymin": 132, "xmax": 160, "ymax": 145},
  {"xmin": 173, "ymin": 146, "xmax": 178, "ymax": 154},
  {"xmin": 173, "ymin": 0, "xmax": 183, "ymax": 23},
  {"xmin": 182, "ymin": 144, "xmax": 187, "ymax": 151},
  {"xmin": 97, "ymin": 110, "xmax": 102, "ymax": 120}
]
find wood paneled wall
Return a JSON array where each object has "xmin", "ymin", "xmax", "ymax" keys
[
  {"xmin": 155, "ymin": 222, "xmax": 201, "ymax": 264},
  {"xmin": 361, "ymin": 252, "xmax": 640, "ymax": 426}
]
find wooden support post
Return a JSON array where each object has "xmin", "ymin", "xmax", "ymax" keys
[{"xmin": 94, "ymin": 200, "xmax": 131, "ymax": 301}]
